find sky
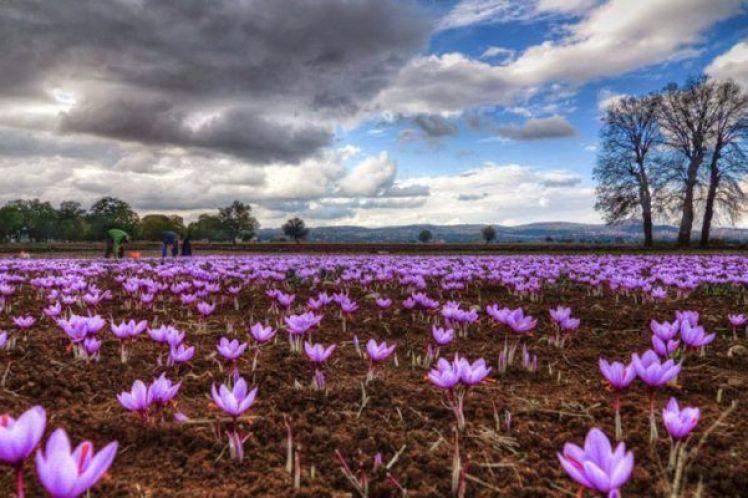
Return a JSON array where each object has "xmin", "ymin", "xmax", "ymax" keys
[{"xmin": 0, "ymin": 0, "xmax": 746, "ymax": 228}]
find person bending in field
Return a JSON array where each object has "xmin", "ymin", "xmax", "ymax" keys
[
  {"xmin": 105, "ymin": 228, "xmax": 130, "ymax": 259},
  {"xmin": 181, "ymin": 234, "xmax": 192, "ymax": 257},
  {"xmin": 162, "ymin": 230, "xmax": 179, "ymax": 259}
]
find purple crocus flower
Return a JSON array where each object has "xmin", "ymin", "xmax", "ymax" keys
[
  {"xmin": 13, "ymin": 316, "xmax": 36, "ymax": 330},
  {"xmin": 211, "ymin": 377, "xmax": 258, "ymax": 418},
  {"xmin": 662, "ymin": 398, "xmax": 699, "ymax": 440},
  {"xmin": 0, "ymin": 331, "xmax": 7, "ymax": 350},
  {"xmin": 169, "ymin": 343, "xmax": 195, "ymax": 365},
  {"xmin": 35, "ymin": 428, "xmax": 118, "ymax": 498},
  {"xmin": 432, "ymin": 325, "xmax": 454, "ymax": 346},
  {"xmin": 427, "ymin": 358, "xmax": 461, "ymax": 389},
  {"xmin": 0, "ymin": 405, "xmax": 46, "ymax": 466},
  {"xmin": 675, "ymin": 310, "xmax": 699, "ymax": 327},
  {"xmin": 375, "ymin": 297, "xmax": 392, "ymax": 309},
  {"xmin": 728, "ymin": 313, "xmax": 746, "ymax": 327},
  {"xmin": 111, "ymin": 319, "xmax": 148, "ymax": 339},
  {"xmin": 117, "ymin": 380, "xmax": 152, "ymax": 417},
  {"xmin": 284, "ymin": 312, "xmax": 322, "ymax": 335},
  {"xmin": 679, "ymin": 321, "xmax": 715, "ymax": 349},
  {"xmin": 560, "ymin": 317, "xmax": 581, "ymax": 333},
  {"xmin": 217, "ymin": 337, "xmax": 247, "ymax": 361},
  {"xmin": 599, "ymin": 359, "xmax": 636, "ymax": 390},
  {"xmin": 651, "ymin": 335, "xmax": 680, "ymax": 357},
  {"xmin": 504, "ymin": 308, "xmax": 537, "ymax": 334},
  {"xmin": 149, "ymin": 373, "xmax": 181, "ymax": 406},
  {"xmin": 304, "ymin": 342, "xmax": 336, "ymax": 364},
  {"xmin": 549, "ymin": 306, "xmax": 572, "ymax": 323},
  {"xmin": 44, "ymin": 302, "xmax": 62, "ymax": 318},
  {"xmin": 650, "ymin": 319, "xmax": 680, "ymax": 341},
  {"xmin": 455, "ymin": 357, "xmax": 492, "ymax": 385},
  {"xmin": 196, "ymin": 301, "xmax": 216, "ymax": 317},
  {"xmin": 366, "ymin": 339, "xmax": 395, "ymax": 363},
  {"xmin": 249, "ymin": 323, "xmax": 276, "ymax": 344},
  {"xmin": 631, "ymin": 350, "xmax": 681, "ymax": 387},
  {"xmin": 557, "ymin": 427, "xmax": 634, "ymax": 497}
]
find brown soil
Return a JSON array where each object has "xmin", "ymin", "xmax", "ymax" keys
[{"xmin": 1, "ymin": 261, "xmax": 746, "ymax": 497}]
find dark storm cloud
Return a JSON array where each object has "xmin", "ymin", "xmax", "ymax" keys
[
  {"xmin": 0, "ymin": 129, "xmax": 123, "ymax": 163},
  {"xmin": 0, "ymin": 0, "xmax": 430, "ymax": 161},
  {"xmin": 497, "ymin": 116, "xmax": 576, "ymax": 141},
  {"xmin": 412, "ymin": 114, "xmax": 458, "ymax": 138},
  {"xmin": 61, "ymin": 100, "xmax": 333, "ymax": 163}
]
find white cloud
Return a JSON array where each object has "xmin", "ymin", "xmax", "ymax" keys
[
  {"xmin": 479, "ymin": 46, "xmax": 516, "ymax": 62},
  {"xmin": 336, "ymin": 152, "xmax": 397, "ymax": 197},
  {"xmin": 597, "ymin": 89, "xmax": 627, "ymax": 110},
  {"xmin": 437, "ymin": 0, "xmax": 536, "ymax": 31},
  {"xmin": 382, "ymin": 0, "xmax": 743, "ymax": 117},
  {"xmin": 706, "ymin": 40, "xmax": 748, "ymax": 88},
  {"xmin": 536, "ymin": 0, "xmax": 598, "ymax": 14},
  {"xmin": 497, "ymin": 115, "xmax": 576, "ymax": 140}
]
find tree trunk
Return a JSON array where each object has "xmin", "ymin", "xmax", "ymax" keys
[
  {"xmin": 638, "ymin": 163, "xmax": 654, "ymax": 247},
  {"xmin": 677, "ymin": 154, "xmax": 704, "ymax": 247},
  {"xmin": 700, "ymin": 151, "xmax": 720, "ymax": 247}
]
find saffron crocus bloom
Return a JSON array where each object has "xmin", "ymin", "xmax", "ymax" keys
[
  {"xmin": 35, "ymin": 428, "xmax": 118, "ymax": 498},
  {"xmin": 650, "ymin": 319, "xmax": 679, "ymax": 341},
  {"xmin": 432, "ymin": 326, "xmax": 454, "ymax": 346},
  {"xmin": 427, "ymin": 358, "xmax": 461, "ymax": 389},
  {"xmin": 111, "ymin": 319, "xmax": 148, "ymax": 339},
  {"xmin": 560, "ymin": 317, "xmax": 581, "ymax": 333},
  {"xmin": 549, "ymin": 306, "xmax": 572, "ymax": 323},
  {"xmin": 679, "ymin": 321, "xmax": 715, "ymax": 349},
  {"xmin": 375, "ymin": 297, "xmax": 392, "ymax": 309},
  {"xmin": 304, "ymin": 342, "xmax": 335, "ymax": 364},
  {"xmin": 149, "ymin": 373, "xmax": 181, "ymax": 406},
  {"xmin": 652, "ymin": 336, "xmax": 679, "ymax": 357},
  {"xmin": 169, "ymin": 343, "xmax": 195, "ymax": 365},
  {"xmin": 117, "ymin": 380, "xmax": 152, "ymax": 417},
  {"xmin": 0, "ymin": 331, "xmax": 7, "ymax": 349},
  {"xmin": 249, "ymin": 323, "xmax": 276, "ymax": 343},
  {"xmin": 728, "ymin": 313, "xmax": 746, "ymax": 327},
  {"xmin": 675, "ymin": 310, "xmax": 699, "ymax": 327},
  {"xmin": 13, "ymin": 316, "xmax": 36, "ymax": 329},
  {"xmin": 662, "ymin": 398, "xmax": 699, "ymax": 440},
  {"xmin": 366, "ymin": 339, "xmax": 395, "ymax": 363},
  {"xmin": 211, "ymin": 377, "xmax": 258, "ymax": 418},
  {"xmin": 504, "ymin": 308, "xmax": 536, "ymax": 334},
  {"xmin": 0, "ymin": 405, "xmax": 46, "ymax": 465},
  {"xmin": 557, "ymin": 427, "xmax": 634, "ymax": 497},
  {"xmin": 197, "ymin": 301, "xmax": 216, "ymax": 317},
  {"xmin": 284, "ymin": 312, "xmax": 322, "ymax": 335},
  {"xmin": 599, "ymin": 359, "xmax": 636, "ymax": 390},
  {"xmin": 631, "ymin": 350, "xmax": 681, "ymax": 387},
  {"xmin": 44, "ymin": 302, "xmax": 62, "ymax": 318},
  {"xmin": 456, "ymin": 357, "xmax": 491, "ymax": 385},
  {"xmin": 217, "ymin": 337, "xmax": 247, "ymax": 361}
]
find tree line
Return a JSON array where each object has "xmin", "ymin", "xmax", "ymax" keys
[
  {"xmin": 0, "ymin": 197, "xmax": 312, "ymax": 244},
  {"xmin": 594, "ymin": 76, "xmax": 747, "ymax": 247}
]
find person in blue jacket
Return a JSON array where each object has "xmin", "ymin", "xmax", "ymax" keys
[{"xmin": 162, "ymin": 230, "xmax": 178, "ymax": 259}]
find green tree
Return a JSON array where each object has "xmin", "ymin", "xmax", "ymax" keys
[
  {"xmin": 418, "ymin": 229, "xmax": 433, "ymax": 243},
  {"xmin": 0, "ymin": 205, "xmax": 23, "ymax": 242},
  {"xmin": 282, "ymin": 217, "xmax": 309, "ymax": 243},
  {"xmin": 87, "ymin": 197, "xmax": 140, "ymax": 239},
  {"xmin": 7, "ymin": 199, "xmax": 58, "ymax": 241},
  {"xmin": 217, "ymin": 200, "xmax": 259, "ymax": 243},
  {"xmin": 188, "ymin": 214, "xmax": 231, "ymax": 241},
  {"xmin": 481, "ymin": 225, "xmax": 496, "ymax": 243},
  {"xmin": 57, "ymin": 201, "xmax": 89, "ymax": 241},
  {"xmin": 139, "ymin": 214, "xmax": 186, "ymax": 240}
]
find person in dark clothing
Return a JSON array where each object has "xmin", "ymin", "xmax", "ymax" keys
[
  {"xmin": 162, "ymin": 230, "xmax": 178, "ymax": 259},
  {"xmin": 181, "ymin": 235, "xmax": 192, "ymax": 256}
]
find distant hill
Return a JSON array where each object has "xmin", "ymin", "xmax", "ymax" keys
[{"xmin": 258, "ymin": 221, "xmax": 748, "ymax": 244}]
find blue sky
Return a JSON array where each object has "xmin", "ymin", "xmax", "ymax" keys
[{"xmin": 0, "ymin": 0, "xmax": 746, "ymax": 227}]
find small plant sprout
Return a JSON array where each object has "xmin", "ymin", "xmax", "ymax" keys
[
  {"xmin": 557, "ymin": 427, "xmax": 634, "ymax": 498},
  {"xmin": 335, "ymin": 448, "xmax": 407, "ymax": 498},
  {"xmin": 599, "ymin": 358, "xmax": 636, "ymax": 441},
  {"xmin": 427, "ymin": 354, "xmax": 492, "ymax": 431},
  {"xmin": 35, "ymin": 428, "xmax": 118, "ymax": 498},
  {"xmin": 210, "ymin": 377, "xmax": 258, "ymax": 461},
  {"xmin": 304, "ymin": 341, "xmax": 335, "ymax": 390},
  {"xmin": 0, "ymin": 405, "xmax": 46, "ymax": 498},
  {"xmin": 366, "ymin": 339, "xmax": 395, "ymax": 381}
]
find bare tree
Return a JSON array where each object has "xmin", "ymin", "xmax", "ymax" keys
[
  {"xmin": 699, "ymin": 80, "xmax": 748, "ymax": 246},
  {"xmin": 593, "ymin": 94, "xmax": 661, "ymax": 246},
  {"xmin": 658, "ymin": 77, "xmax": 720, "ymax": 246}
]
